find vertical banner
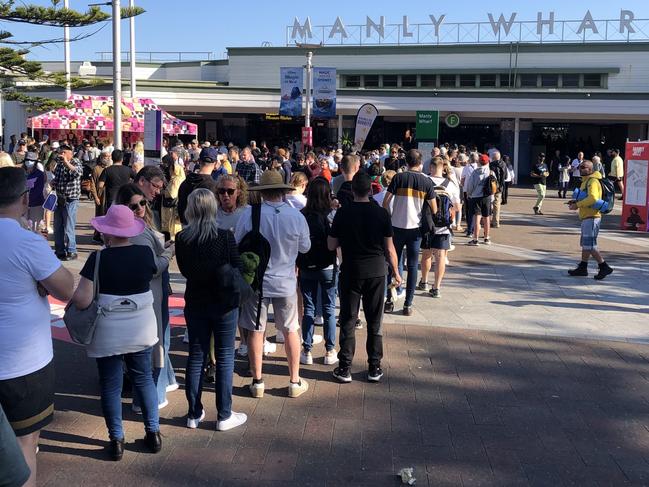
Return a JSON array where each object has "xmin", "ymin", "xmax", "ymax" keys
[
  {"xmin": 312, "ymin": 67, "xmax": 337, "ymax": 119},
  {"xmin": 416, "ymin": 111, "xmax": 440, "ymax": 141},
  {"xmin": 143, "ymin": 109, "xmax": 162, "ymax": 166},
  {"xmin": 622, "ymin": 141, "xmax": 649, "ymax": 231},
  {"xmin": 279, "ymin": 67, "xmax": 303, "ymax": 117},
  {"xmin": 353, "ymin": 103, "xmax": 379, "ymax": 151}
]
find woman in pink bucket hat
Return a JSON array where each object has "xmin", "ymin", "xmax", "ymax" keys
[{"xmin": 69, "ymin": 204, "xmax": 163, "ymax": 461}]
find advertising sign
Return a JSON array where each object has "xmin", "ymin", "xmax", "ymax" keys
[
  {"xmin": 312, "ymin": 67, "xmax": 337, "ymax": 118},
  {"xmin": 622, "ymin": 141, "xmax": 649, "ymax": 231},
  {"xmin": 302, "ymin": 126, "xmax": 313, "ymax": 148},
  {"xmin": 353, "ymin": 103, "xmax": 379, "ymax": 151},
  {"xmin": 143, "ymin": 109, "xmax": 162, "ymax": 166},
  {"xmin": 279, "ymin": 67, "xmax": 304, "ymax": 117},
  {"xmin": 416, "ymin": 111, "xmax": 439, "ymax": 141}
]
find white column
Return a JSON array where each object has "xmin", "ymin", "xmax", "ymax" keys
[
  {"xmin": 304, "ymin": 51, "xmax": 313, "ymax": 129},
  {"xmin": 337, "ymin": 114, "xmax": 343, "ymax": 150},
  {"xmin": 513, "ymin": 117, "xmax": 520, "ymax": 178},
  {"xmin": 129, "ymin": 0, "xmax": 136, "ymax": 98},
  {"xmin": 112, "ymin": 0, "xmax": 122, "ymax": 149},
  {"xmin": 64, "ymin": 0, "xmax": 71, "ymax": 99}
]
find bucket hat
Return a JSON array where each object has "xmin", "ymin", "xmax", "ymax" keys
[
  {"xmin": 90, "ymin": 204, "xmax": 145, "ymax": 238},
  {"xmin": 248, "ymin": 170, "xmax": 294, "ymax": 192}
]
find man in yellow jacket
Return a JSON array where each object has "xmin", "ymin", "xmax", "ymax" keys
[{"xmin": 567, "ymin": 160, "xmax": 614, "ymax": 280}]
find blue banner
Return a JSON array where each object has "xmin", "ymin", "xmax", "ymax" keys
[
  {"xmin": 312, "ymin": 67, "xmax": 336, "ymax": 119},
  {"xmin": 279, "ymin": 67, "xmax": 303, "ymax": 117}
]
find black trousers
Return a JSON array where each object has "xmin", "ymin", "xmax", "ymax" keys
[{"xmin": 338, "ymin": 275, "xmax": 385, "ymax": 369}]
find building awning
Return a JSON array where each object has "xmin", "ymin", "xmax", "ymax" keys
[{"xmin": 27, "ymin": 94, "xmax": 197, "ymax": 135}]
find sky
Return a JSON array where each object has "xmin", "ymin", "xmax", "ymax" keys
[{"xmin": 5, "ymin": 0, "xmax": 649, "ymax": 62}]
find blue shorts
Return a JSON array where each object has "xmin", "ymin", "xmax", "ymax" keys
[{"xmin": 580, "ymin": 217, "xmax": 601, "ymax": 250}]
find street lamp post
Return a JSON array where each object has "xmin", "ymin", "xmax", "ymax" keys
[
  {"xmin": 304, "ymin": 51, "xmax": 312, "ymax": 131},
  {"xmin": 112, "ymin": 0, "xmax": 122, "ymax": 149},
  {"xmin": 64, "ymin": 0, "xmax": 71, "ymax": 99},
  {"xmin": 129, "ymin": 0, "xmax": 136, "ymax": 98}
]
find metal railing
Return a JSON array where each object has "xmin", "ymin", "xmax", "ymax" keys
[
  {"xmin": 286, "ymin": 18, "xmax": 649, "ymax": 46},
  {"xmin": 96, "ymin": 51, "xmax": 216, "ymax": 62}
]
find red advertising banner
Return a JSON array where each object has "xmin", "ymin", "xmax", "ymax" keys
[
  {"xmin": 622, "ymin": 141, "xmax": 649, "ymax": 231},
  {"xmin": 301, "ymin": 126, "xmax": 313, "ymax": 147}
]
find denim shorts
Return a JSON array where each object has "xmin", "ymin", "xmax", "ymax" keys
[{"xmin": 580, "ymin": 217, "xmax": 601, "ymax": 250}]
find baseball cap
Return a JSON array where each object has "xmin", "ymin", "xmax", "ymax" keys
[
  {"xmin": 25, "ymin": 151, "xmax": 39, "ymax": 162},
  {"xmin": 199, "ymin": 147, "xmax": 218, "ymax": 163},
  {"xmin": 51, "ymin": 141, "xmax": 60, "ymax": 149},
  {"xmin": 479, "ymin": 154, "xmax": 490, "ymax": 164}
]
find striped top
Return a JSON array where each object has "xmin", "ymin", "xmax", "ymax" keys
[{"xmin": 386, "ymin": 171, "xmax": 436, "ymax": 229}]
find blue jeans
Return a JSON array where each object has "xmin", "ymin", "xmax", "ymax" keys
[
  {"xmin": 390, "ymin": 227, "xmax": 421, "ymax": 307},
  {"xmin": 184, "ymin": 305, "xmax": 237, "ymax": 421},
  {"xmin": 96, "ymin": 347, "xmax": 159, "ymax": 440},
  {"xmin": 300, "ymin": 268, "xmax": 337, "ymax": 352},
  {"xmin": 53, "ymin": 198, "xmax": 78, "ymax": 254}
]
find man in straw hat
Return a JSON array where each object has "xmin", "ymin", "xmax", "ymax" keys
[{"xmin": 234, "ymin": 170, "xmax": 311, "ymax": 399}]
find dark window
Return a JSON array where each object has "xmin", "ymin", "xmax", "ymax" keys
[
  {"xmin": 420, "ymin": 74, "xmax": 436, "ymax": 87},
  {"xmin": 401, "ymin": 75, "xmax": 417, "ymax": 87},
  {"xmin": 345, "ymin": 75, "xmax": 360, "ymax": 88},
  {"xmin": 499, "ymin": 73, "xmax": 513, "ymax": 87},
  {"xmin": 583, "ymin": 73, "xmax": 602, "ymax": 88},
  {"xmin": 541, "ymin": 74, "xmax": 559, "ymax": 87},
  {"xmin": 562, "ymin": 74, "xmax": 579, "ymax": 88},
  {"xmin": 364, "ymin": 75, "xmax": 379, "ymax": 87},
  {"xmin": 459, "ymin": 74, "xmax": 476, "ymax": 87},
  {"xmin": 382, "ymin": 75, "xmax": 398, "ymax": 87},
  {"xmin": 440, "ymin": 74, "xmax": 456, "ymax": 87},
  {"xmin": 479, "ymin": 74, "xmax": 497, "ymax": 87},
  {"xmin": 520, "ymin": 74, "xmax": 538, "ymax": 87}
]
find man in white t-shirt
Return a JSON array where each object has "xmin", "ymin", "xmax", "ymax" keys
[
  {"xmin": 0, "ymin": 167, "xmax": 73, "ymax": 487},
  {"xmin": 235, "ymin": 171, "xmax": 311, "ymax": 400},
  {"xmin": 571, "ymin": 151, "xmax": 584, "ymax": 189},
  {"xmin": 419, "ymin": 156, "xmax": 461, "ymax": 297},
  {"xmin": 461, "ymin": 152, "xmax": 479, "ymax": 236}
]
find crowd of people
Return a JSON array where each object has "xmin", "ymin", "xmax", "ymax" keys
[{"xmin": 0, "ymin": 132, "xmax": 619, "ymax": 485}]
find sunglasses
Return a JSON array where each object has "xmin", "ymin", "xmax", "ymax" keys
[
  {"xmin": 128, "ymin": 200, "xmax": 147, "ymax": 211},
  {"xmin": 218, "ymin": 188, "xmax": 236, "ymax": 196},
  {"xmin": 147, "ymin": 179, "xmax": 164, "ymax": 190}
]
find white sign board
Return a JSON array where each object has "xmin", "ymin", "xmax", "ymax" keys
[{"xmin": 144, "ymin": 110, "xmax": 162, "ymax": 166}]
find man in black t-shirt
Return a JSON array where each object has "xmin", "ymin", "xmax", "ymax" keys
[
  {"xmin": 328, "ymin": 172, "xmax": 401, "ymax": 384},
  {"xmin": 98, "ymin": 149, "xmax": 135, "ymax": 209}
]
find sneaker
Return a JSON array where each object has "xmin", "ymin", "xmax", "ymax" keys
[
  {"xmin": 368, "ymin": 366, "xmax": 384, "ymax": 382},
  {"xmin": 186, "ymin": 410, "xmax": 205, "ymax": 429},
  {"xmin": 236, "ymin": 343, "xmax": 248, "ymax": 357},
  {"xmin": 324, "ymin": 350, "xmax": 339, "ymax": 365},
  {"xmin": 594, "ymin": 263, "xmax": 613, "ymax": 281},
  {"xmin": 216, "ymin": 411, "xmax": 247, "ymax": 431},
  {"xmin": 533, "ymin": 206, "xmax": 539, "ymax": 215},
  {"xmin": 166, "ymin": 383, "xmax": 179, "ymax": 393},
  {"xmin": 300, "ymin": 350, "xmax": 313, "ymax": 365},
  {"xmin": 249, "ymin": 380, "xmax": 265, "ymax": 398},
  {"xmin": 417, "ymin": 281, "xmax": 430, "ymax": 292},
  {"xmin": 492, "ymin": 223, "xmax": 500, "ymax": 228},
  {"xmin": 354, "ymin": 319, "xmax": 363, "ymax": 330},
  {"xmin": 429, "ymin": 288, "xmax": 441, "ymax": 298},
  {"xmin": 568, "ymin": 262, "xmax": 588, "ymax": 277},
  {"xmin": 263, "ymin": 340, "xmax": 277, "ymax": 355},
  {"xmin": 467, "ymin": 239, "xmax": 480, "ymax": 246},
  {"xmin": 483, "ymin": 238, "xmax": 492, "ymax": 245},
  {"xmin": 312, "ymin": 334, "xmax": 324, "ymax": 345},
  {"xmin": 314, "ymin": 315, "xmax": 324, "ymax": 325},
  {"xmin": 332, "ymin": 367, "xmax": 352, "ymax": 383},
  {"xmin": 275, "ymin": 332, "xmax": 285, "ymax": 344},
  {"xmin": 47, "ymin": 227, "xmax": 54, "ymax": 235},
  {"xmin": 288, "ymin": 379, "xmax": 309, "ymax": 398},
  {"xmin": 403, "ymin": 305, "xmax": 413, "ymax": 316},
  {"xmin": 131, "ymin": 403, "xmax": 142, "ymax": 414},
  {"xmin": 158, "ymin": 399, "xmax": 169, "ymax": 410},
  {"xmin": 449, "ymin": 244, "xmax": 456, "ymax": 252},
  {"xmin": 384, "ymin": 300, "xmax": 394, "ymax": 313}
]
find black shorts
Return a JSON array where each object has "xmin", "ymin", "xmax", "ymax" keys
[
  {"xmin": 470, "ymin": 196, "xmax": 492, "ymax": 218},
  {"xmin": 0, "ymin": 362, "xmax": 55, "ymax": 437},
  {"xmin": 421, "ymin": 233, "xmax": 452, "ymax": 250}
]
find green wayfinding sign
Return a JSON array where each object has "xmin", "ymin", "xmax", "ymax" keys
[
  {"xmin": 416, "ymin": 110, "xmax": 439, "ymax": 141},
  {"xmin": 445, "ymin": 113, "xmax": 461, "ymax": 128}
]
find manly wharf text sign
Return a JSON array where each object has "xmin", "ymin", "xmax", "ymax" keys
[{"xmin": 287, "ymin": 11, "xmax": 649, "ymax": 46}]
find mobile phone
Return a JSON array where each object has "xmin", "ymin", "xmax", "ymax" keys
[{"xmin": 43, "ymin": 192, "xmax": 57, "ymax": 212}]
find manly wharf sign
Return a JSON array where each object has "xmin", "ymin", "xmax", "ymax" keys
[{"xmin": 286, "ymin": 11, "xmax": 649, "ymax": 46}]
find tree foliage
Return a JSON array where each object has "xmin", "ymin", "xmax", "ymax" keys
[{"xmin": 0, "ymin": 0, "xmax": 144, "ymax": 111}]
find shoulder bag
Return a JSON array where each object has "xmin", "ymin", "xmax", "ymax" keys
[{"xmin": 63, "ymin": 250, "xmax": 102, "ymax": 345}]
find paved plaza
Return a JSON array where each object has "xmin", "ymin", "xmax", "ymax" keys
[{"xmin": 40, "ymin": 188, "xmax": 649, "ymax": 486}]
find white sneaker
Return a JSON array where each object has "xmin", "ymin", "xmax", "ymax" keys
[
  {"xmin": 182, "ymin": 329, "xmax": 189, "ymax": 344},
  {"xmin": 263, "ymin": 340, "xmax": 277, "ymax": 355},
  {"xmin": 275, "ymin": 332, "xmax": 285, "ymax": 344},
  {"xmin": 249, "ymin": 380, "xmax": 265, "ymax": 398},
  {"xmin": 288, "ymin": 379, "xmax": 309, "ymax": 398},
  {"xmin": 166, "ymin": 383, "xmax": 179, "ymax": 393},
  {"xmin": 314, "ymin": 315, "xmax": 324, "ymax": 325},
  {"xmin": 186, "ymin": 410, "xmax": 205, "ymax": 429},
  {"xmin": 217, "ymin": 411, "xmax": 247, "ymax": 431},
  {"xmin": 300, "ymin": 350, "xmax": 313, "ymax": 365},
  {"xmin": 47, "ymin": 227, "xmax": 54, "ymax": 235},
  {"xmin": 312, "ymin": 334, "xmax": 323, "ymax": 345},
  {"xmin": 236, "ymin": 343, "xmax": 248, "ymax": 357},
  {"xmin": 158, "ymin": 399, "xmax": 169, "ymax": 410},
  {"xmin": 324, "ymin": 350, "xmax": 338, "ymax": 365}
]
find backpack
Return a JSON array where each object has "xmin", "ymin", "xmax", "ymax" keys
[
  {"xmin": 420, "ymin": 180, "xmax": 454, "ymax": 236},
  {"xmin": 296, "ymin": 210, "xmax": 336, "ymax": 271},
  {"xmin": 236, "ymin": 204, "xmax": 271, "ymax": 329},
  {"xmin": 483, "ymin": 171, "xmax": 498, "ymax": 197},
  {"xmin": 591, "ymin": 178, "xmax": 616, "ymax": 214}
]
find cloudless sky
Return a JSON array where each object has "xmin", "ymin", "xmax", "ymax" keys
[{"xmin": 5, "ymin": 0, "xmax": 649, "ymax": 61}]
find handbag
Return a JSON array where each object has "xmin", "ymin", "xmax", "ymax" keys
[{"xmin": 63, "ymin": 250, "xmax": 102, "ymax": 345}]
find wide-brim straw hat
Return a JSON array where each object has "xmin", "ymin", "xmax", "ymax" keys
[
  {"xmin": 91, "ymin": 204, "xmax": 146, "ymax": 238},
  {"xmin": 248, "ymin": 170, "xmax": 294, "ymax": 191}
]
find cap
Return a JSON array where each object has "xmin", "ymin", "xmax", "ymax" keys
[
  {"xmin": 51, "ymin": 141, "xmax": 60, "ymax": 149},
  {"xmin": 479, "ymin": 154, "xmax": 490, "ymax": 164},
  {"xmin": 59, "ymin": 144, "xmax": 73, "ymax": 152},
  {"xmin": 25, "ymin": 151, "xmax": 39, "ymax": 162},
  {"xmin": 199, "ymin": 147, "xmax": 218, "ymax": 163},
  {"xmin": 18, "ymin": 139, "xmax": 26, "ymax": 145}
]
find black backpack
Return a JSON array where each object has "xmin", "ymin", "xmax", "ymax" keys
[
  {"xmin": 296, "ymin": 210, "xmax": 336, "ymax": 270},
  {"xmin": 237, "ymin": 204, "xmax": 271, "ymax": 329},
  {"xmin": 420, "ymin": 180, "xmax": 454, "ymax": 236}
]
